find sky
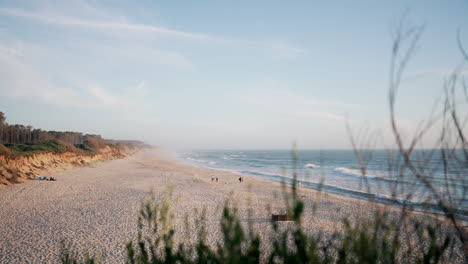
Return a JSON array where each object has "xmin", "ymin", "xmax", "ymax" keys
[{"xmin": 0, "ymin": 0, "xmax": 467, "ymax": 149}]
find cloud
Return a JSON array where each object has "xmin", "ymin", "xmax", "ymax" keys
[
  {"xmin": 244, "ymin": 89, "xmax": 353, "ymax": 122},
  {"xmin": 0, "ymin": 7, "xmax": 212, "ymax": 40},
  {"xmin": 86, "ymin": 84, "xmax": 120, "ymax": 106},
  {"xmin": 0, "ymin": 49, "xmax": 150, "ymax": 112},
  {"xmin": 134, "ymin": 81, "xmax": 148, "ymax": 97},
  {"xmin": 245, "ymin": 89, "xmax": 353, "ymax": 109},
  {"xmin": 0, "ymin": 45, "xmax": 21, "ymax": 56},
  {"xmin": 0, "ymin": 49, "xmax": 78, "ymax": 105},
  {"xmin": 192, "ymin": 120, "xmax": 266, "ymax": 133},
  {"xmin": 107, "ymin": 44, "xmax": 193, "ymax": 69},
  {"xmin": 272, "ymin": 44, "xmax": 306, "ymax": 59},
  {"xmin": 0, "ymin": 5, "xmax": 306, "ymax": 59}
]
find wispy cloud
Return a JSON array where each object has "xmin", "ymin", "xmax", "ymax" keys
[
  {"xmin": 193, "ymin": 120, "xmax": 266, "ymax": 133},
  {"xmin": 0, "ymin": 6, "xmax": 306, "ymax": 59},
  {"xmin": 245, "ymin": 89, "xmax": 354, "ymax": 108},
  {"xmin": 272, "ymin": 44, "xmax": 307, "ymax": 59},
  {"xmin": 244, "ymin": 89, "xmax": 353, "ymax": 122},
  {"xmin": 76, "ymin": 40, "xmax": 194, "ymax": 69},
  {"xmin": 0, "ymin": 45, "xmax": 21, "ymax": 56},
  {"xmin": 0, "ymin": 49, "xmax": 151, "ymax": 112},
  {"xmin": 0, "ymin": 7, "xmax": 212, "ymax": 40}
]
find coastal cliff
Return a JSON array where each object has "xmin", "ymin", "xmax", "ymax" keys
[{"xmin": 0, "ymin": 145, "xmax": 138, "ymax": 185}]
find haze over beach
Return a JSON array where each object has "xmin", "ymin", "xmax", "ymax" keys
[{"xmin": 0, "ymin": 1, "xmax": 467, "ymax": 263}]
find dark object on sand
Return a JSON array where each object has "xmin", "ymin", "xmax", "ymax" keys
[
  {"xmin": 272, "ymin": 214, "xmax": 292, "ymax": 221},
  {"xmin": 36, "ymin": 176, "xmax": 57, "ymax": 181}
]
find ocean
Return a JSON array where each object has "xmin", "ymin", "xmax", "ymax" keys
[{"xmin": 178, "ymin": 149, "xmax": 467, "ymax": 218}]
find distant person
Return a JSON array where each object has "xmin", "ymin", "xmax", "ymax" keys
[
  {"xmin": 211, "ymin": 176, "xmax": 214, "ymax": 182},
  {"xmin": 239, "ymin": 177, "xmax": 242, "ymax": 183},
  {"xmin": 216, "ymin": 177, "xmax": 218, "ymax": 182}
]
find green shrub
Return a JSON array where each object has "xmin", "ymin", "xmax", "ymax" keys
[
  {"xmin": 3, "ymin": 140, "xmax": 95, "ymax": 156},
  {"xmin": 5, "ymin": 140, "xmax": 66, "ymax": 155},
  {"xmin": 75, "ymin": 143, "xmax": 95, "ymax": 153},
  {"xmin": 60, "ymin": 242, "xmax": 99, "ymax": 264}
]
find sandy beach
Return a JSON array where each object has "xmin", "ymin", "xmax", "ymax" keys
[{"xmin": 0, "ymin": 149, "xmax": 392, "ymax": 263}]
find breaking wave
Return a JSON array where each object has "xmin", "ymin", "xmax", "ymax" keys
[{"xmin": 304, "ymin": 163, "xmax": 320, "ymax": 169}]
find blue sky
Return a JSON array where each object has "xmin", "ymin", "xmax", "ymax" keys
[{"xmin": 0, "ymin": 0, "xmax": 467, "ymax": 149}]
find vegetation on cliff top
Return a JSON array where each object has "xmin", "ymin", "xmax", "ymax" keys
[
  {"xmin": 3, "ymin": 139, "xmax": 104, "ymax": 156},
  {"xmin": 0, "ymin": 112, "xmax": 143, "ymax": 157},
  {"xmin": 5, "ymin": 140, "xmax": 74, "ymax": 155}
]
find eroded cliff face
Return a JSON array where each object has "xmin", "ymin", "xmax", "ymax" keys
[{"xmin": 0, "ymin": 145, "xmax": 138, "ymax": 185}]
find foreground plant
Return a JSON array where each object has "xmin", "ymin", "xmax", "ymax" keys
[{"xmin": 61, "ymin": 175, "xmax": 462, "ymax": 264}]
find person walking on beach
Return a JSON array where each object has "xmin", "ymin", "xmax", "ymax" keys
[
  {"xmin": 239, "ymin": 177, "xmax": 242, "ymax": 183},
  {"xmin": 216, "ymin": 177, "xmax": 218, "ymax": 182},
  {"xmin": 211, "ymin": 176, "xmax": 214, "ymax": 182}
]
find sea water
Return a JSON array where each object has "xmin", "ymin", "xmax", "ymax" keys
[{"xmin": 178, "ymin": 149, "xmax": 467, "ymax": 218}]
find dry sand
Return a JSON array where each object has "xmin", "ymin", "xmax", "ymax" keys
[{"xmin": 0, "ymin": 149, "xmax": 384, "ymax": 263}]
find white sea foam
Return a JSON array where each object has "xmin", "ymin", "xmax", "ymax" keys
[
  {"xmin": 187, "ymin": 157, "xmax": 208, "ymax": 163},
  {"xmin": 334, "ymin": 167, "xmax": 387, "ymax": 179},
  {"xmin": 334, "ymin": 167, "xmax": 363, "ymax": 176},
  {"xmin": 304, "ymin": 163, "xmax": 320, "ymax": 169}
]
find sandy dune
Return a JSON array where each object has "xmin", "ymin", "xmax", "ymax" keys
[{"xmin": 0, "ymin": 149, "xmax": 378, "ymax": 263}]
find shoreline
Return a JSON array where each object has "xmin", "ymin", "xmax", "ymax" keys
[
  {"xmin": 0, "ymin": 148, "xmax": 458, "ymax": 263},
  {"xmin": 175, "ymin": 151, "xmax": 468, "ymax": 221},
  {"xmin": 167, "ymin": 149, "xmax": 379, "ymax": 208}
]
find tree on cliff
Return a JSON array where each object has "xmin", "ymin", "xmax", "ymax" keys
[
  {"xmin": 0, "ymin": 112, "xmax": 100, "ymax": 146},
  {"xmin": 0, "ymin": 112, "xmax": 4, "ymax": 144}
]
